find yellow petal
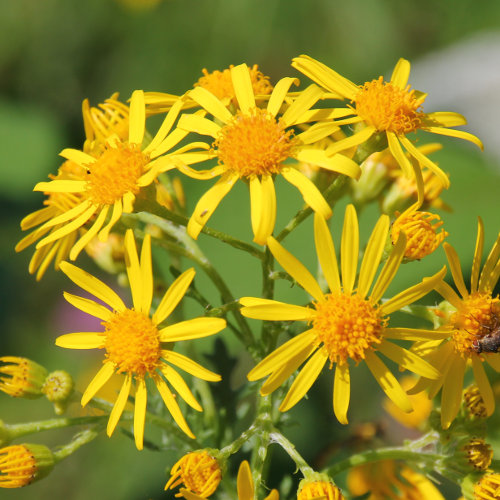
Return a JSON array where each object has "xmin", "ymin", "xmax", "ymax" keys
[
  {"xmin": 146, "ymin": 127, "xmax": 190, "ymax": 158},
  {"xmin": 422, "ymin": 126, "xmax": 483, "ymax": 150},
  {"xmin": 162, "ymin": 350, "xmax": 221, "ymax": 382},
  {"xmin": 370, "ymin": 232, "xmax": 406, "ymax": 304},
  {"xmin": 134, "ymin": 377, "xmax": 147, "ymax": 450},
  {"xmin": 296, "ymin": 122, "xmax": 341, "ymax": 145},
  {"xmin": 377, "ymin": 340, "xmax": 440, "ymax": 379},
  {"xmin": 59, "ymin": 148, "xmax": 95, "ymax": 167},
  {"xmin": 107, "ymin": 374, "xmax": 132, "ymax": 437},
  {"xmin": 471, "ymin": 217, "xmax": 485, "ymax": 293},
  {"xmin": 152, "ymin": 268, "xmax": 195, "ymax": 325},
  {"xmin": 314, "ymin": 213, "xmax": 341, "ymax": 293},
  {"xmin": 267, "ymin": 236, "xmax": 324, "ymax": 302},
  {"xmin": 365, "ymin": 351, "xmax": 412, "ymax": 413},
  {"xmin": 281, "ymin": 84, "xmax": 324, "ymax": 127},
  {"xmin": 325, "ymin": 126, "xmax": 375, "ymax": 156},
  {"xmin": 249, "ymin": 176, "xmax": 263, "ymax": 244},
  {"xmin": 187, "ymin": 173, "xmax": 238, "ymax": 239},
  {"xmin": 247, "ymin": 329, "xmax": 317, "ymax": 381},
  {"xmin": 479, "ymin": 231, "xmax": 500, "ymax": 293},
  {"xmin": 231, "ymin": 64, "xmax": 256, "ymax": 114},
  {"xmin": 333, "ymin": 363, "xmax": 350, "ymax": 424},
  {"xmin": 98, "ymin": 200, "xmax": 123, "ymax": 242},
  {"xmin": 34, "ymin": 179, "xmax": 87, "ymax": 193},
  {"xmin": 294, "ymin": 149, "xmax": 361, "ymax": 179},
  {"xmin": 267, "ymin": 77, "xmax": 299, "ymax": 117},
  {"xmin": 434, "ymin": 280, "xmax": 463, "ymax": 309},
  {"xmin": 144, "ymin": 99, "xmax": 184, "ymax": 155},
  {"xmin": 241, "ymin": 302, "xmax": 316, "ymax": 321},
  {"xmin": 129, "ymin": 90, "xmax": 145, "ymax": 145},
  {"xmin": 55, "ymin": 332, "xmax": 104, "ymax": 349},
  {"xmin": 341, "ymin": 204, "xmax": 359, "ymax": 295},
  {"xmin": 237, "ymin": 461, "xmax": 254, "ymax": 500},
  {"xmin": 160, "ymin": 317, "xmax": 226, "ymax": 342},
  {"xmin": 34, "ymin": 201, "xmax": 91, "ymax": 233},
  {"xmin": 472, "ymin": 357, "xmax": 495, "ymax": 417},
  {"xmin": 81, "ymin": 362, "xmax": 115, "ymax": 407},
  {"xmin": 140, "ymin": 234, "xmax": 153, "ymax": 314},
  {"xmin": 63, "ymin": 292, "xmax": 112, "ymax": 321},
  {"xmin": 188, "ymin": 87, "xmax": 233, "ymax": 124},
  {"xmin": 443, "ymin": 242, "xmax": 468, "ymax": 299},
  {"xmin": 177, "ymin": 113, "xmax": 221, "ymax": 138},
  {"xmin": 280, "ymin": 167, "xmax": 332, "ymax": 219},
  {"xmin": 20, "ymin": 205, "xmax": 59, "ymax": 230},
  {"xmin": 387, "ymin": 131, "xmax": 412, "ymax": 178},
  {"xmin": 254, "ymin": 175, "xmax": 276, "ymax": 245},
  {"xmin": 381, "ymin": 266, "xmax": 447, "ymax": 315},
  {"xmin": 69, "ymin": 205, "xmax": 109, "ymax": 261},
  {"xmin": 440, "ymin": 356, "xmax": 466, "ymax": 429},
  {"xmin": 124, "ymin": 229, "xmax": 143, "ymax": 311},
  {"xmin": 423, "ymin": 112, "xmax": 467, "ymax": 127},
  {"xmin": 390, "ymin": 58, "xmax": 410, "ymax": 89},
  {"xmin": 60, "ymin": 261, "xmax": 126, "ymax": 312},
  {"xmin": 383, "ymin": 327, "xmax": 450, "ymax": 341},
  {"xmin": 279, "ymin": 348, "xmax": 328, "ymax": 412},
  {"xmin": 155, "ymin": 376, "xmax": 195, "ymax": 438},
  {"xmin": 357, "ymin": 215, "xmax": 389, "ymax": 298},
  {"xmin": 161, "ymin": 365, "xmax": 202, "ymax": 411}
]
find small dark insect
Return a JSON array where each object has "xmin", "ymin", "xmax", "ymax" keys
[
  {"xmin": 86, "ymin": 169, "xmax": 91, "ymax": 174},
  {"xmin": 471, "ymin": 306, "xmax": 500, "ymax": 354}
]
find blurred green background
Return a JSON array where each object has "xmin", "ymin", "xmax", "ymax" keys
[{"xmin": 1, "ymin": 0, "xmax": 500, "ymax": 498}]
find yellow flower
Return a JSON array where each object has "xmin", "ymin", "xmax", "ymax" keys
[
  {"xmin": 462, "ymin": 438, "xmax": 493, "ymax": 471},
  {"xmin": 31, "ymin": 90, "xmax": 210, "ymax": 261},
  {"xmin": 473, "ymin": 473, "xmax": 500, "ymax": 500},
  {"xmin": 55, "ymin": 229, "xmax": 226, "ymax": 449},
  {"xmin": 0, "ymin": 357, "xmax": 48, "ymax": 399},
  {"xmin": 177, "ymin": 63, "xmax": 361, "ymax": 244},
  {"xmin": 165, "ymin": 451, "xmax": 222, "ymax": 497},
  {"xmin": 413, "ymin": 218, "xmax": 500, "ymax": 428},
  {"xmin": 390, "ymin": 203, "xmax": 448, "ymax": 261},
  {"xmin": 298, "ymin": 479, "xmax": 345, "ymax": 500},
  {"xmin": 180, "ymin": 461, "xmax": 279, "ymax": 500},
  {"xmin": 463, "ymin": 385, "xmax": 488, "ymax": 419},
  {"xmin": 347, "ymin": 460, "xmax": 445, "ymax": 499},
  {"xmin": 0, "ymin": 444, "xmax": 54, "ymax": 488},
  {"xmin": 241, "ymin": 205, "xmax": 446, "ymax": 423},
  {"xmin": 292, "ymin": 55, "xmax": 483, "ymax": 197}
]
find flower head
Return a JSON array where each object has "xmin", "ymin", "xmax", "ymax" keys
[
  {"xmin": 292, "ymin": 55, "xmax": 483, "ymax": 199},
  {"xmin": 416, "ymin": 218, "xmax": 500, "ymax": 428},
  {"xmin": 177, "ymin": 63, "xmax": 361, "ymax": 244},
  {"xmin": 0, "ymin": 444, "xmax": 54, "ymax": 488},
  {"xmin": 55, "ymin": 229, "xmax": 226, "ymax": 449},
  {"xmin": 241, "ymin": 205, "xmax": 446, "ymax": 423},
  {"xmin": 473, "ymin": 473, "xmax": 500, "ymax": 500},
  {"xmin": 464, "ymin": 385, "xmax": 488, "ymax": 419},
  {"xmin": 462, "ymin": 438, "xmax": 493, "ymax": 471},
  {"xmin": 297, "ymin": 479, "xmax": 344, "ymax": 500},
  {"xmin": 165, "ymin": 451, "xmax": 222, "ymax": 497},
  {"xmin": 0, "ymin": 357, "xmax": 48, "ymax": 399}
]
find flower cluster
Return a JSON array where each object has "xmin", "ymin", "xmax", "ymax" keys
[{"xmin": 3, "ymin": 57, "xmax": 498, "ymax": 499}]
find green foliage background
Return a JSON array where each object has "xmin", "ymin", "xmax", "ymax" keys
[{"xmin": 1, "ymin": 0, "xmax": 499, "ymax": 498}]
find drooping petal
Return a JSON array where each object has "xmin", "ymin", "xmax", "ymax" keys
[
  {"xmin": 357, "ymin": 215, "xmax": 389, "ymax": 299},
  {"xmin": 231, "ymin": 64, "xmax": 256, "ymax": 115},
  {"xmin": 140, "ymin": 234, "xmax": 153, "ymax": 314},
  {"xmin": 267, "ymin": 236, "xmax": 324, "ymax": 302},
  {"xmin": 333, "ymin": 363, "xmax": 350, "ymax": 424},
  {"xmin": 152, "ymin": 268, "xmax": 196, "ymax": 325},
  {"xmin": 281, "ymin": 167, "xmax": 332, "ymax": 219},
  {"xmin": 55, "ymin": 332, "xmax": 104, "ymax": 349},
  {"xmin": 134, "ymin": 377, "xmax": 147, "ymax": 450},
  {"xmin": 294, "ymin": 149, "xmax": 360, "ymax": 179},
  {"xmin": 472, "ymin": 357, "xmax": 495, "ymax": 417},
  {"xmin": 124, "ymin": 229, "xmax": 142, "ymax": 311},
  {"xmin": 387, "ymin": 131, "xmax": 412, "ymax": 178},
  {"xmin": 34, "ymin": 201, "xmax": 92, "ymax": 232},
  {"xmin": 314, "ymin": 213, "xmax": 341, "ymax": 293},
  {"xmin": 59, "ymin": 261, "xmax": 126, "ymax": 312},
  {"xmin": 129, "ymin": 90, "xmax": 146, "ymax": 145},
  {"xmin": 160, "ymin": 317, "xmax": 226, "ymax": 342},
  {"xmin": 341, "ymin": 204, "xmax": 359, "ymax": 295},
  {"xmin": 279, "ymin": 348, "xmax": 328, "ymax": 412},
  {"xmin": 63, "ymin": 292, "xmax": 112, "ymax": 321},
  {"xmin": 247, "ymin": 329, "xmax": 317, "ymax": 381},
  {"xmin": 421, "ymin": 126, "xmax": 483, "ymax": 150},
  {"xmin": 81, "ymin": 362, "xmax": 115, "ymax": 406},
  {"xmin": 69, "ymin": 205, "xmax": 109, "ymax": 261},
  {"xmin": 161, "ymin": 365, "xmax": 202, "ymax": 411},
  {"xmin": 267, "ymin": 77, "xmax": 299, "ymax": 117},
  {"xmin": 443, "ymin": 242, "xmax": 468, "ymax": 299},
  {"xmin": 365, "ymin": 351, "xmax": 412, "ymax": 413},
  {"xmin": 471, "ymin": 217, "xmax": 485, "ymax": 293},
  {"xmin": 162, "ymin": 350, "xmax": 221, "ymax": 382},
  {"xmin": 255, "ymin": 175, "xmax": 276, "ymax": 245},
  {"xmin": 390, "ymin": 58, "xmax": 411, "ymax": 89},
  {"xmin": 98, "ymin": 199, "xmax": 123, "ymax": 242},
  {"xmin": 107, "ymin": 374, "xmax": 132, "ymax": 437},
  {"xmin": 440, "ymin": 356, "xmax": 466, "ymax": 429}
]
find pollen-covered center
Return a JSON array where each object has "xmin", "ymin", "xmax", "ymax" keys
[
  {"xmin": 86, "ymin": 143, "xmax": 149, "ymax": 206},
  {"xmin": 451, "ymin": 292, "xmax": 500, "ymax": 355},
  {"xmin": 103, "ymin": 309, "xmax": 161, "ymax": 377},
  {"xmin": 214, "ymin": 108, "xmax": 295, "ymax": 178},
  {"xmin": 313, "ymin": 293, "xmax": 385, "ymax": 365},
  {"xmin": 354, "ymin": 77, "xmax": 424, "ymax": 134}
]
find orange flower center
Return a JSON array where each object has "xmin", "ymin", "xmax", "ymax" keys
[
  {"xmin": 298, "ymin": 481, "xmax": 345, "ymax": 500},
  {"xmin": 215, "ymin": 108, "xmax": 296, "ymax": 178},
  {"xmin": 103, "ymin": 309, "xmax": 161, "ymax": 377},
  {"xmin": 0, "ymin": 445, "xmax": 37, "ymax": 488},
  {"xmin": 313, "ymin": 293, "xmax": 385, "ymax": 365},
  {"xmin": 451, "ymin": 293, "xmax": 500, "ymax": 355},
  {"xmin": 195, "ymin": 64, "xmax": 273, "ymax": 103},
  {"xmin": 354, "ymin": 77, "xmax": 424, "ymax": 134},
  {"xmin": 86, "ymin": 143, "xmax": 149, "ymax": 206},
  {"xmin": 391, "ymin": 209, "xmax": 447, "ymax": 260},
  {"xmin": 166, "ymin": 451, "xmax": 222, "ymax": 497}
]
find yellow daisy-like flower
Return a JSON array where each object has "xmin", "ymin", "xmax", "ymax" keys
[
  {"xmin": 411, "ymin": 218, "xmax": 500, "ymax": 428},
  {"xmin": 347, "ymin": 460, "xmax": 445, "ymax": 500},
  {"xmin": 55, "ymin": 229, "xmax": 226, "ymax": 449},
  {"xmin": 292, "ymin": 55, "xmax": 483, "ymax": 195},
  {"xmin": 241, "ymin": 205, "xmax": 446, "ymax": 423},
  {"xmin": 31, "ymin": 90, "xmax": 210, "ymax": 261},
  {"xmin": 180, "ymin": 460, "xmax": 279, "ymax": 500},
  {"xmin": 177, "ymin": 63, "xmax": 361, "ymax": 244}
]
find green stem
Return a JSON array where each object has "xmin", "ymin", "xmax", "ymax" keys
[
  {"xmin": 219, "ymin": 425, "xmax": 259, "ymax": 459},
  {"xmin": 251, "ymin": 395, "xmax": 274, "ymax": 493},
  {"xmin": 270, "ymin": 429, "xmax": 314, "ymax": 477},
  {"xmin": 53, "ymin": 426, "xmax": 103, "ymax": 462}
]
